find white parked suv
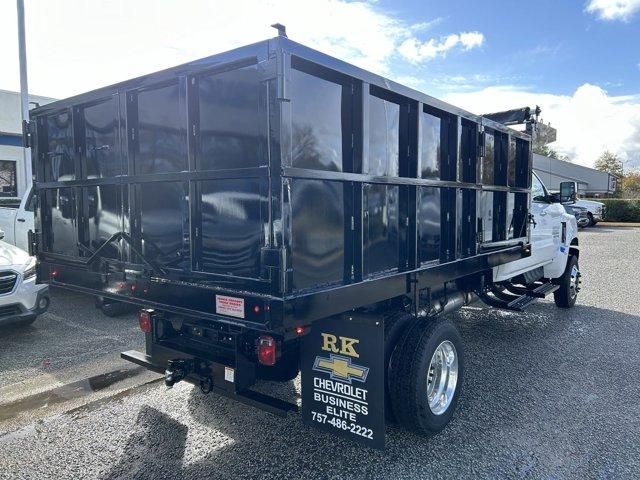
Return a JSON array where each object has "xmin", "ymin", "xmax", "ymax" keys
[{"xmin": 0, "ymin": 230, "xmax": 50, "ymax": 328}]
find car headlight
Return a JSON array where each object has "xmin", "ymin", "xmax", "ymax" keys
[{"xmin": 23, "ymin": 257, "xmax": 37, "ymax": 280}]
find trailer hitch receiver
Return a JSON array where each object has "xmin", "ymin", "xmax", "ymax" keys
[{"xmin": 165, "ymin": 359, "xmax": 194, "ymax": 388}]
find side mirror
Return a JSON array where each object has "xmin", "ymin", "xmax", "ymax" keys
[
  {"xmin": 0, "ymin": 229, "xmax": 4, "ymax": 240},
  {"xmin": 559, "ymin": 181, "xmax": 577, "ymax": 203}
]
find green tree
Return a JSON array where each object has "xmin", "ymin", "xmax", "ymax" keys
[
  {"xmin": 594, "ymin": 150, "xmax": 623, "ymax": 177},
  {"xmin": 622, "ymin": 172, "xmax": 640, "ymax": 199},
  {"xmin": 532, "ymin": 144, "xmax": 571, "ymax": 162},
  {"xmin": 533, "ymin": 144, "xmax": 559, "ymax": 159}
]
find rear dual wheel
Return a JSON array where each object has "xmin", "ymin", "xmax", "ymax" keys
[{"xmin": 387, "ymin": 317, "xmax": 464, "ymax": 435}]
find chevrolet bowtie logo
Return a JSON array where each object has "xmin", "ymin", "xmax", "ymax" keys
[{"xmin": 313, "ymin": 354, "xmax": 369, "ymax": 384}]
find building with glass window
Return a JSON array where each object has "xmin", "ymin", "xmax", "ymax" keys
[{"xmin": 0, "ymin": 89, "xmax": 56, "ymax": 197}]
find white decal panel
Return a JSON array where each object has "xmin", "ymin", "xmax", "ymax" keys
[{"xmin": 215, "ymin": 295, "xmax": 245, "ymax": 319}]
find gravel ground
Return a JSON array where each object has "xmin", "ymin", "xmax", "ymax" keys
[{"xmin": 1, "ymin": 226, "xmax": 639, "ymax": 479}]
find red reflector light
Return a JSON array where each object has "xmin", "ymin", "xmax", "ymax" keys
[
  {"xmin": 138, "ymin": 310, "xmax": 152, "ymax": 333},
  {"xmin": 295, "ymin": 326, "xmax": 305, "ymax": 336},
  {"xmin": 51, "ymin": 270, "xmax": 58, "ymax": 279},
  {"xmin": 257, "ymin": 335, "xmax": 277, "ymax": 366},
  {"xmin": 253, "ymin": 305, "xmax": 261, "ymax": 314}
]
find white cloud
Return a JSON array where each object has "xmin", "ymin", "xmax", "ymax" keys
[
  {"xmin": 408, "ymin": 17, "xmax": 445, "ymax": 33},
  {"xmin": 5, "ymin": 2, "xmax": 636, "ymax": 171},
  {"xmin": 398, "ymin": 31, "xmax": 484, "ymax": 63},
  {"xmin": 0, "ymin": 0, "xmax": 404, "ymax": 97},
  {"xmin": 443, "ymin": 84, "xmax": 640, "ymax": 169},
  {"xmin": 459, "ymin": 32, "xmax": 485, "ymax": 50},
  {"xmin": 0, "ymin": 0, "xmax": 480, "ymax": 99},
  {"xmin": 585, "ymin": 0, "xmax": 640, "ymax": 20}
]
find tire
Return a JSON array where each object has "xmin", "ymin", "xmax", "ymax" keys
[
  {"xmin": 389, "ymin": 318, "xmax": 464, "ymax": 436},
  {"xmin": 383, "ymin": 310, "xmax": 415, "ymax": 420},
  {"xmin": 587, "ymin": 213, "xmax": 595, "ymax": 227},
  {"xmin": 553, "ymin": 255, "xmax": 580, "ymax": 308}
]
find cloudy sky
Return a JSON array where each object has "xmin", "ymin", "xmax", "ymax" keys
[{"xmin": 1, "ymin": 0, "xmax": 639, "ymax": 168}]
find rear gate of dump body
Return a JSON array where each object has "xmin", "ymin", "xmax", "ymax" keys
[{"xmin": 32, "ymin": 55, "xmax": 282, "ymax": 304}]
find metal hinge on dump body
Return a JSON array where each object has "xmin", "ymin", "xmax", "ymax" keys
[{"xmin": 261, "ymin": 247, "xmax": 281, "ymax": 268}]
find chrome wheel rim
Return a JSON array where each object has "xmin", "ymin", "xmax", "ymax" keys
[
  {"xmin": 426, "ymin": 340, "xmax": 458, "ymax": 415},
  {"xmin": 569, "ymin": 264, "xmax": 581, "ymax": 299}
]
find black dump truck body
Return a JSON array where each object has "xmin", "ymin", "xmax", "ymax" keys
[{"xmin": 30, "ymin": 34, "xmax": 538, "ymax": 448}]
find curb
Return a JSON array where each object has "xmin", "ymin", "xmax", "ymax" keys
[{"xmin": 597, "ymin": 222, "xmax": 640, "ymax": 228}]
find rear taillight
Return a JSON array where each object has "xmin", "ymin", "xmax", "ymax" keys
[
  {"xmin": 138, "ymin": 309, "xmax": 153, "ymax": 333},
  {"xmin": 257, "ymin": 335, "xmax": 277, "ymax": 366}
]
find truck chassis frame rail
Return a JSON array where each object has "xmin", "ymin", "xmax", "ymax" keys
[{"xmin": 121, "ymin": 350, "xmax": 298, "ymax": 417}]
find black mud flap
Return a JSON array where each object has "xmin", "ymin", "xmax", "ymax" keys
[{"xmin": 301, "ymin": 314, "xmax": 385, "ymax": 449}]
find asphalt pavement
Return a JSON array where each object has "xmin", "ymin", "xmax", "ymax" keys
[{"xmin": 1, "ymin": 226, "xmax": 639, "ymax": 479}]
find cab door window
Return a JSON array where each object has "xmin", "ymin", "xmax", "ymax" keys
[{"xmin": 532, "ymin": 173, "xmax": 546, "ymax": 201}]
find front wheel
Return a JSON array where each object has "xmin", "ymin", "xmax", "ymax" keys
[
  {"xmin": 554, "ymin": 255, "xmax": 581, "ymax": 308},
  {"xmin": 587, "ymin": 213, "xmax": 596, "ymax": 227},
  {"xmin": 389, "ymin": 318, "xmax": 464, "ymax": 435}
]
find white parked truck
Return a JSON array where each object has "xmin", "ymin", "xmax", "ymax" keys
[
  {"xmin": 0, "ymin": 188, "xmax": 35, "ymax": 252},
  {"xmin": 573, "ymin": 197, "xmax": 605, "ymax": 226}
]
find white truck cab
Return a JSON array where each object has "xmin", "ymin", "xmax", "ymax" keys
[{"xmin": 493, "ymin": 172, "xmax": 580, "ymax": 307}]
